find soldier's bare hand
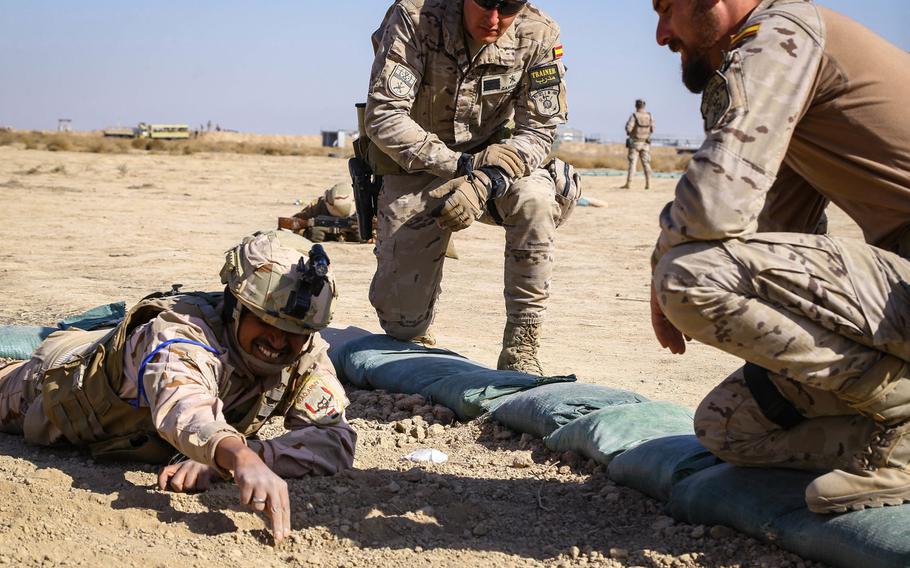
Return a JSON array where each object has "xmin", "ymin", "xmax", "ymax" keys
[
  {"xmin": 473, "ymin": 144, "xmax": 527, "ymax": 179},
  {"xmin": 215, "ymin": 437, "xmax": 291, "ymax": 543},
  {"xmin": 427, "ymin": 175, "xmax": 488, "ymax": 232},
  {"xmin": 651, "ymin": 282, "xmax": 689, "ymax": 354},
  {"xmin": 158, "ymin": 459, "xmax": 216, "ymax": 493}
]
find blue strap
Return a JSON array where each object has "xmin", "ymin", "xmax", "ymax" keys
[{"xmin": 133, "ymin": 338, "xmax": 222, "ymax": 409}]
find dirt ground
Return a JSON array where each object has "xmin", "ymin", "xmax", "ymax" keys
[{"xmin": 0, "ymin": 145, "xmax": 863, "ymax": 567}]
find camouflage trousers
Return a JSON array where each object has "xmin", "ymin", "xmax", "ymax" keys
[
  {"xmin": 0, "ymin": 358, "xmax": 62, "ymax": 445},
  {"xmin": 654, "ymin": 233, "xmax": 910, "ymax": 470},
  {"xmin": 626, "ymin": 141, "xmax": 651, "ymax": 183},
  {"xmin": 369, "ymin": 168, "xmax": 574, "ymax": 340}
]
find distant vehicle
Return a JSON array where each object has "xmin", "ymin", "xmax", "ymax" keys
[
  {"xmin": 139, "ymin": 123, "xmax": 190, "ymax": 140},
  {"xmin": 102, "ymin": 123, "xmax": 190, "ymax": 140}
]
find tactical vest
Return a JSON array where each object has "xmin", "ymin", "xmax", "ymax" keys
[
  {"xmin": 38, "ymin": 292, "xmax": 317, "ymax": 464},
  {"xmin": 630, "ymin": 112, "xmax": 652, "ymax": 142}
]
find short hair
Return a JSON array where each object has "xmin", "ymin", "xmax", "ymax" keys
[{"xmin": 635, "ymin": 99, "xmax": 646, "ymax": 109}]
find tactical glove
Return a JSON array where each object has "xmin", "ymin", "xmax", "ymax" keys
[
  {"xmin": 472, "ymin": 144, "xmax": 527, "ymax": 179},
  {"xmin": 428, "ymin": 171, "xmax": 492, "ymax": 232}
]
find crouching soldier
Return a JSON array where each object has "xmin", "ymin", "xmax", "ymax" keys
[
  {"xmin": 0, "ymin": 230, "xmax": 356, "ymax": 542},
  {"xmin": 280, "ymin": 182, "xmax": 364, "ymax": 243}
]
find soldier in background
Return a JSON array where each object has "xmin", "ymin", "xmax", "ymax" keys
[
  {"xmin": 621, "ymin": 99, "xmax": 654, "ymax": 190},
  {"xmin": 0, "ymin": 230, "xmax": 356, "ymax": 541},
  {"xmin": 282, "ymin": 182, "xmax": 363, "ymax": 243},
  {"xmin": 649, "ymin": 0, "xmax": 910, "ymax": 513},
  {"xmin": 361, "ymin": 0, "xmax": 580, "ymax": 375}
]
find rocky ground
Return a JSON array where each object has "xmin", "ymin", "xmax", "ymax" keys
[{"xmin": 0, "ymin": 145, "xmax": 858, "ymax": 566}]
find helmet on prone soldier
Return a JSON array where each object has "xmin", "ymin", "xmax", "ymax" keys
[
  {"xmin": 324, "ymin": 182, "xmax": 354, "ymax": 218},
  {"xmin": 220, "ymin": 229, "xmax": 336, "ymax": 334}
]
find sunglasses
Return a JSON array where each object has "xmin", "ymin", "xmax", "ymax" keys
[{"xmin": 472, "ymin": 0, "xmax": 527, "ymax": 16}]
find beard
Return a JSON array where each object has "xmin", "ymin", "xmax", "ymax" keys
[{"xmin": 676, "ymin": 1, "xmax": 721, "ymax": 93}]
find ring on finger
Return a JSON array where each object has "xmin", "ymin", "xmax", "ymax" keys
[{"xmin": 251, "ymin": 497, "xmax": 267, "ymax": 504}]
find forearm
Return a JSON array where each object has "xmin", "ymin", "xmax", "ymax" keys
[{"xmin": 247, "ymin": 422, "xmax": 357, "ymax": 477}]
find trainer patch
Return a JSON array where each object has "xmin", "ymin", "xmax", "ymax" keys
[{"xmin": 529, "ymin": 63, "xmax": 560, "ymax": 91}]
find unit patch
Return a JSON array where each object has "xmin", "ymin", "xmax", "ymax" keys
[
  {"xmin": 481, "ymin": 71, "xmax": 522, "ymax": 96},
  {"xmin": 298, "ymin": 375, "xmax": 344, "ymax": 425},
  {"xmin": 528, "ymin": 63, "xmax": 560, "ymax": 91},
  {"xmin": 701, "ymin": 71, "xmax": 732, "ymax": 131},
  {"xmin": 530, "ymin": 87, "xmax": 561, "ymax": 117},
  {"xmin": 387, "ymin": 64, "xmax": 418, "ymax": 99}
]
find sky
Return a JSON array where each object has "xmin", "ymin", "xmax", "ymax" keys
[{"xmin": 1, "ymin": 1, "xmax": 907, "ymax": 142}]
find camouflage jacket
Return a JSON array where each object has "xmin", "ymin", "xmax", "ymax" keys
[
  {"xmin": 654, "ymin": 0, "xmax": 910, "ymax": 265},
  {"xmin": 625, "ymin": 112, "xmax": 653, "ymax": 142},
  {"xmin": 364, "ymin": 0, "xmax": 567, "ymax": 180}
]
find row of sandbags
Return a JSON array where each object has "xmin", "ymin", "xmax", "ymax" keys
[
  {"xmin": 0, "ymin": 301, "xmax": 126, "ymax": 360},
  {"xmin": 328, "ymin": 332, "xmax": 910, "ymax": 568}
]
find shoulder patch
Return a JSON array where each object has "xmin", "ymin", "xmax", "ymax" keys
[
  {"xmin": 528, "ymin": 63, "xmax": 560, "ymax": 91},
  {"xmin": 530, "ymin": 87, "xmax": 561, "ymax": 117},
  {"xmin": 701, "ymin": 72, "xmax": 732, "ymax": 132},
  {"xmin": 296, "ymin": 373, "xmax": 345, "ymax": 425},
  {"xmin": 729, "ymin": 23, "xmax": 761, "ymax": 50},
  {"xmin": 387, "ymin": 64, "xmax": 418, "ymax": 99},
  {"xmin": 552, "ymin": 44, "xmax": 564, "ymax": 60}
]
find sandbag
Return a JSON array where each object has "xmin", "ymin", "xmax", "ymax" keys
[
  {"xmin": 544, "ymin": 401, "xmax": 693, "ymax": 463},
  {"xmin": 0, "ymin": 326, "xmax": 57, "ymax": 360},
  {"xmin": 0, "ymin": 301, "xmax": 126, "ymax": 360},
  {"xmin": 669, "ymin": 463, "xmax": 910, "ymax": 568},
  {"xmin": 328, "ymin": 334, "xmax": 575, "ymax": 420},
  {"xmin": 491, "ymin": 383, "xmax": 649, "ymax": 438},
  {"xmin": 608, "ymin": 435, "xmax": 720, "ymax": 501}
]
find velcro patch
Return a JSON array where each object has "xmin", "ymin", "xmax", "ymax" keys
[
  {"xmin": 530, "ymin": 87, "xmax": 561, "ymax": 117},
  {"xmin": 481, "ymin": 71, "xmax": 522, "ymax": 95},
  {"xmin": 701, "ymin": 72, "xmax": 732, "ymax": 131},
  {"xmin": 528, "ymin": 63, "xmax": 560, "ymax": 91},
  {"xmin": 553, "ymin": 44, "xmax": 564, "ymax": 59},
  {"xmin": 297, "ymin": 374, "xmax": 345, "ymax": 425},
  {"xmin": 387, "ymin": 64, "xmax": 418, "ymax": 99}
]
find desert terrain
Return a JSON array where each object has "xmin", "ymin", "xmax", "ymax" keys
[{"xmin": 0, "ymin": 141, "xmax": 862, "ymax": 567}]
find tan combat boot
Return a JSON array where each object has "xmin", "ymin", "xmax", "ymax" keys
[
  {"xmin": 497, "ymin": 321, "xmax": 544, "ymax": 376},
  {"xmin": 805, "ymin": 423, "xmax": 910, "ymax": 513}
]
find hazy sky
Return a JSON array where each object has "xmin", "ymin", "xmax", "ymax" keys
[{"xmin": 1, "ymin": 1, "xmax": 907, "ymax": 141}]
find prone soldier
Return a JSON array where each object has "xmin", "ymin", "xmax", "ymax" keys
[
  {"xmin": 620, "ymin": 99, "xmax": 654, "ymax": 190},
  {"xmin": 360, "ymin": 0, "xmax": 581, "ymax": 374},
  {"xmin": 649, "ymin": 0, "xmax": 910, "ymax": 513},
  {"xmin": 0, "ymin": 230, "xmax": 356, "ymax": 541},
  {"xmin": 280, "ymin": 182, "xmax": 364, "ymax": 243}
]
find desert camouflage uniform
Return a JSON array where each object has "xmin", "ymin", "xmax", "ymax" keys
[
  {"xmin": 624, "ymin": 111, "xmax": 653, "ymax": 187},
  {"xmin": 0, "ymin": 302, "xmax": 356, "ymax": 477},
  {"xmin": 364, "ymin": 0, "xmax": 575, "ymax": 339},
  {"xmin": 651, "ymin": 0, "xmax": 910, "ymax": 470},
  {"xmin": 292, "ymin": 196, "xmax": 362, "ymax": 243}
]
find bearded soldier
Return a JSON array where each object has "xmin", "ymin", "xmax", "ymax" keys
[{"xmin": 649, "ymin": 0, "xmax": 910, "ymax": 513}]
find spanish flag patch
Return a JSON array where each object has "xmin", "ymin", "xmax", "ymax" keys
[
  {"xmin": 729, "ymin": 24, "xmax": 760, "ymax": 49},
  {"xmin": 553, "ymin": 44, "xmax": 564, "ymax": 59}
]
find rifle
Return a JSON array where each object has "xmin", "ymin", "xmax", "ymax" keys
[
  {"xmin": 348, "ymin": 157, "xmax": 381, "ymax": 242},
  {"xmin": 278, "ymin": 215, "xmax": 357, "ymax": 231}
]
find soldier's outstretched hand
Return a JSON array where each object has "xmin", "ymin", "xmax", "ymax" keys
[
  {"xmin": 650, "ymin": 282, "xmax": 689, "ymax": 354},
  {"xmin": 158, "ymin": 459, "xmax": 217, "ymax": 493},
  {"xmin": 215, "ymin": 436, "xmax": 291, "ymax": 543}
]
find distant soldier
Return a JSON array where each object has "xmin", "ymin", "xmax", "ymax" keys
[
  {"xmin": 0, "ymin": 230, "xmax": 356, "ymax": 542},
  {"xmin": 649, "ymin": 0, "xmax": 910, "ymax": 513},
  {"xmin": 280, "ymin": 182, "xmax": 363, "ymax": 243},
  {"xmin": 621, "ymin": 99, "xmax": 654, "ymax": 190}
]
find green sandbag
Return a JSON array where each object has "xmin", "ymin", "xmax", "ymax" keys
[
  {"xmin": 0, "ymin": 301, "xmax": 126, "ymax": 360},
  {"xmin": 544, "ymin": 401, "xmax": 693, "ymax": 464},
  {"xmin": 608, "ymin": 435, "xmax": 720, "ymax": 501}
]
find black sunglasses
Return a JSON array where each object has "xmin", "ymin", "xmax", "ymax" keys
[{"xmin": 472, "ymin": 0, "xmax": 527, "ymax": 16}]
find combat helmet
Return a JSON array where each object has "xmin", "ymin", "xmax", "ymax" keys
[
  {"xmin": 220, "ymin": 229, "xmax": 336, "ymax": 334},
  {"xmin": 324, "ymin": 182, "xmax": 354, "ymax": 217}
]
